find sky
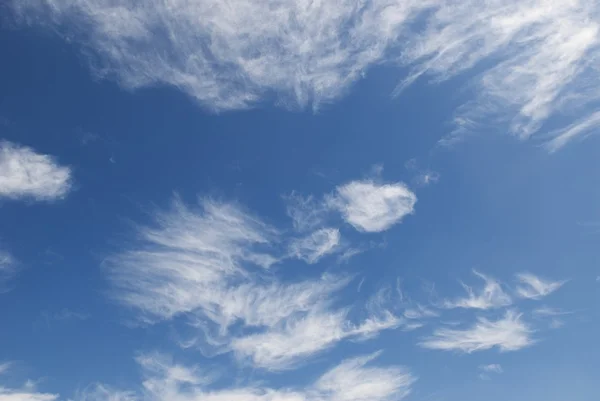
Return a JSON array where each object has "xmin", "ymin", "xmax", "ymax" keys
[{"xmin": 1, "ymin": 0, "xmax": 599, "ymax": 400}]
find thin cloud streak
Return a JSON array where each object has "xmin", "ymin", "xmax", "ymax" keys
[
  {"xmin": 420, "ymin": 310, "xmax": 534, "ymax": 353},
  {"xmin": 515, "ymin": 273, "xmax": 566, "ymax": 300},
  {"xmin": 79, "ymin": 352, "xmax": 416, "ymax": 401},
  {"xmin": 443, "ymin": 271, "xmax": 512, "ymax": 310},
  {"xmin": 288, "ymin": 228, "xmax": 341, "ymax": 264},
  {"xmin": 106, "ymin": 196, "xmax": 401, "ymax": 370}
]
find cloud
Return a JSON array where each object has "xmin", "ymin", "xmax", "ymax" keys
[
  {"xmin": 0, "ymin": 364, "xmax": 57, "ymax": 401},
  {"xmin": 399, "ymin": 0, "xmax": 600, "ymax": 147},
  {"xmin": 0, "ymin": 141, "xmax": 72, "ymax": 201},
  {"xmin": 478, "ymin": 363, "xmax": 503, "ymax": 380},
  {"xmin": 231, "ymin": 310, "xmax": 400, "ymax": 371},
  {"xmin": 106, "ymin": 196, "xmax": 399, "ymax": 370},
  {"xmin": 10, "ymin": 0, "xmax": 424, "ymax": 111},
  {"xmin": 545, "ymin": 110, "xmax": 600, "ymax": 152},
  {"xmin": 443, "ymin": 271, "xmax": 512, "ymax": 310},
  {"xmin": 285, "ymin": 192, "xmax": 330, "ymax": 233},
  {"xmin": 515, "ymin": 273, "xmax": 566, "ymax": 300},
  {"xmin": 0, "ymin": 250, "xmax": 16, "ymax": 292},
  {"xmin": 11, "ymin": 1, "xmax": 600, "ymax": 150},
  {"xmin": 96, "ymin": 352, "xmax": 415, "ymax": 401},
  {"xmin": 288, "ymin": 228, "xmax": 341, "ymax": 264},
  {"xmin": 420, "ymin": 310, "xmax": 534, "ymax": 353},
  {"xmin": 532, "ymin": 306, "xmax": 570, "ymax": 317},
  {"xmin": 403, "ymin": 305, "xmax": 439, "ymax": 320},
  {"xmin": 327, "ymin": 180, "xmax": 416, "ymax": 233},
  {"xmin": 479, "ymin": 364, "xmax": 503, "ymax": 374}
]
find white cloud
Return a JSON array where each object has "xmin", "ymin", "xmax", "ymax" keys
[
  {"xmin": 515, "ymin": 273, "xmax": 566, "ymax": 300},
  {"xmin": 420, "ymin": 310, "xmax": 534, "ymax": 353},
  {"xmin": 327, "ymin": 180, "xmax": 416, "ymax": 233},
  {"xmin": 545, "ymin": 110, "xmax": 600, "ymax": 152},
  {"xmin": 0, "ymin": 364, "xmax": 10, "ymax": 375},
  {"xmin": 285, "ymin": 192, "xmax": 329, "ymax": 233},
  {"xmin": 403, "ymin": 305, "xmax": 439, "ymax": 320},
  {"xmin": 532, "ymin": 306, "xmax": 570, "ymax": 317},
  {"xmin": 231, "ymin": 310, "xmax": 400, "ymax": 371},
  {"xmin": 479, "ymin": 364, "xmax": 503, "ymax": 374},
  {"xmin": 102, "ymin": 352, "xmax": 415, "ymax": 401},
  {"xmin": 106, "ymin": 196, "xmax": 399, "ymax": 370},
  {"xmin": 0, "ymin": 141, "xmax": 72, "ymax": 201},
  {"xmin": 11, "ymin": 1, "xmax": 600, "ymax": 151},
  {"xmin": 10, "ymin": 0, "xmax": 424, "ymax": 111},
  {"xmin": 399, "ymin": 0, "xmax": 600, "ymax": 147},
  {"xmin": 0, "ymin": 365, "xmax": 57, "ymax": 401},
  {"xmin": 0, "ymin": 250, "xmax": 16, "ymax": 292},
  {"xmin": 444, "ymin": 271, "xmax": 512, "ymax": 310},
  {"xmin": 289, "ymin": 228, "xmax": 341, "ymax": 264}
]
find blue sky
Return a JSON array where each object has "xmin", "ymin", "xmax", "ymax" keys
[{"xmin": 1, "ymin": 1, "xmax": 599, "ymax": 401}]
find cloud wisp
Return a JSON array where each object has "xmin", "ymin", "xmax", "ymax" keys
[
  {"xmin": 0, "ymin": 141, "xmax": 72, "ymax": 201},
  {"xmin": 0, "ymin": 250, "xmax": 15, "ymax": 291},
  {"xmin": 420, "ymin": 310, "xmax": 534, "ymax": 353},
  {"xmin": 105, "ymin": 196, "xmax": 400, "ymax": 371},
  {"xmin": 0, "ymin": 363, "xmax": 58, "ymax": 401},
  {"xmin": 75, "ymin": 351, "xmax": 415, "ymax": 401},
  {"xmin": 10, "ymin": 0, "xmax": 423, "ymax": 111},
  {"xmin": 443, "ymin": 271, "xmax": 512, "ymax": 310},
  {"xmin": 11, "ymin": 0, "xmax": 600, "ymax": 150},
  {"xmin": 288, "ymin": 228, "xmax": 341, "ymax": 264},
  {"xmin": 515, "ymin": 273, "xmax": 566, "ymax": 300}
]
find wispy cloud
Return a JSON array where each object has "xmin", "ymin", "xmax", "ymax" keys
[
  {"xmin": 0, "ymin": 250, "xmax": 16, "ymax": 293},
  {"xmin": 285, "ymin": 192, "xmax": 330, "ymax": 233},
  {"xmin": 532, "ymin": 306, "xmax": 571, "ymax": 317},
  {"xmin": 89, "ymin": 351, "xmax": 415, "ymax": 401},
  {"xmin": 478, "ymin": 363, "xmax": 503, "ymax": 380},
  {"xmin": 231, "ymin": 310, "xmax": 400, "ymax": 371},
  {"xmin": 0, "ymin": 141, "xmax": 72, "ymax": 201},
  {"xmin": 106, "ymin": 196, "xmax": 399, "ymax": 370},
  {"xmin": 515, "ymin": 273, "xmax": 566, "ymax": 300},
  {"xmin": 399, "ymin": 0, "xmax": 600, "ymax": 148},
  {"xmin": 288, "ymin": 228, "xmax": 341, "ymax": 264},
  {"xmin": 420, "ymin": 310, "xmax": 534, "ymax": 353},
  {"xmin": 327, "ymin": 180, "xmax": 416, "ymax": 233},
  {"xmin": 0, "ymin": 364, "xmax": 57, "ymax": 401},
  {"xmin": 10, "ymin": 0, "xmax": 424, "ymax": 111},
  {"xmin": 480, "ymin": 364, "xmax": 503, "ymax": 374},
  {"xmin": 11, "ymin": 1, "xmax": 600, "ymax": 150},
  {"xmin": 444, "ymin": 271, "xmax": 512, "ymax": 310}
]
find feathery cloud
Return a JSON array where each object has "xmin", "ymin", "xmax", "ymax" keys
[
  {"xmin": 11, "ymin": 1, "xmax": 600, "ymax": 150},
  {"xmin": 10, "ymin": 0, "xmax": 423, "ymax": 111},
  {"xmin": 327, "ymin": 180, "xmax": 416, "ymax": 233},
  {"xmin": 0, "ymin": 364, "xmax": 57, "ymax": 401},
  {"xmin": 479, "ymin": 364, "xmax": 503, "ymax": 374},
  {"xmin": 0, "ymin": 250, "xmax": 16, "ymax": 293},
  {"xmin": 231, "ymin": 310, "xmax": 400, "ymax": 371},
  {"xmin": 106, "ymin": 196, "xmax": 399, "ymax": 370},
  {"xmin": 515, "ymin": 273, "xmax": 566, "ymax": 300},
  {"xmin": 399, "ymin": 0, "xmax": 600, "ymax": 147},
  {"xmin": 288, "ymin": 228, "xmax": 341, "ymax": 264},
  {"xmin": 444, "ymin": 271, "xmax": 512, "ymax": 310},
  {"xmin": 96, "ymin": 352, "xmax": 416, "ymax": 401},
  {"xmin": 0, "ymin": 141, "xmax": 72, "ymax": 201},
  {"xmin": 420, "ymin": 310, "xmax": 534, "ymax": 353},
  {"xmin": 478, "ymin": 363, "xmax": 503, "ymax": 380}
]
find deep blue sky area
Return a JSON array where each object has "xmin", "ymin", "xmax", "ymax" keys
[{"xmin": 1, "ymin": 2, "xmax": 600, "ymax": 401}]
